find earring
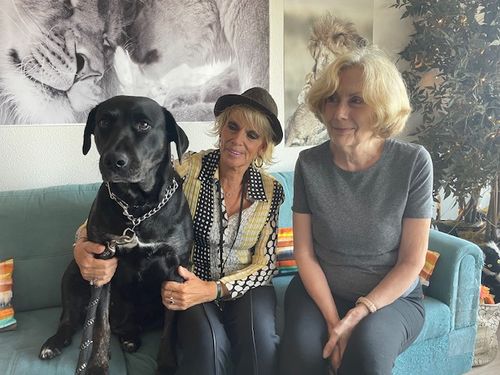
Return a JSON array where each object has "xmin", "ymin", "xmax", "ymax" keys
[{"xmin": 254, "ymin": 156, "xmax": 264, "ymax": 169}]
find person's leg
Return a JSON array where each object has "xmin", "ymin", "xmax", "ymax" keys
[
  {"xmin": 175, "ymin": 303, "xmax": 231, "ymax": 375},
  {"xmin": 279, "ymin": 275, "xmax": 330, "ymax": 375},
  {"xmin": 338, "ymin": 287, "xmax": 425, "ymax": 375},
  {"xmin": 222, "ymin": 285, "xmax": 279, "ymax": 375}
]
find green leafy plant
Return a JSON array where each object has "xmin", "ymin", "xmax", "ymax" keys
[{"xmin": 394, "ymin": 0, "xmax": 499, "ymax": 241}]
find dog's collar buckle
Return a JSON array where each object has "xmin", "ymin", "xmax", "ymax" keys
[{"xmin": 106, "ymin": 228, "xmax": 139, "ymax": 255}]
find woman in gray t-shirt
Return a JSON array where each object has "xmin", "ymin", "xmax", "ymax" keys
[{"xmin": 280, "ymin": 46, "xmax": 433, "ymax": 375}]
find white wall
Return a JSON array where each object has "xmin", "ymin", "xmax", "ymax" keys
[{"xmin": 0, "ymin": 1, "xmax": 412, "ymax": 192}]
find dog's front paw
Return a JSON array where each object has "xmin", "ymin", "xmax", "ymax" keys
[
  {"xmin": 39, "ymin": 336, "xmax": 69, "ymax": 360},
  {"xmin": 120, "ymin": 336, "xmax": 141, "ymax": 353},
  {"xmin": 39, "ymin": 345, "xmax": 61, "ymax": 360}
]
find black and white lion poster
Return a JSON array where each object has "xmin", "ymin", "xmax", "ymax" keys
[{"xmin": 0, "ymin": 0, "xmax": 270, "ymax": 125}]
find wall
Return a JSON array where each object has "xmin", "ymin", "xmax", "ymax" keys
[{"xmin": 0, "ymin": 0, "xmax": 412, "ymax": 192}]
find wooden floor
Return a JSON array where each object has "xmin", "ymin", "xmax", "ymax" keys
[{"xmin": 468, "ymin": 328, "xmax": 500, "ymax": 374}]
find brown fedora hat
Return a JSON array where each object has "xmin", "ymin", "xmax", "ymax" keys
[{"xmin": 214, "ymin": 87, "xmax": 283, "ymax": 145}]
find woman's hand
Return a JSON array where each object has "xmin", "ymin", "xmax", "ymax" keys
[
  {"xmin": 323, "ymin": 305, "xmax": 370, "ymax": 371},
  {"xmin": 162, "ymin": 266, "xmax": 217, "ymax": 310},
  {"xmin": 74, "ymin": 238, "xmax": 118, "ymax": 287}
]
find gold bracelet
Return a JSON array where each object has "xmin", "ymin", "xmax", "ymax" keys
[{"xmin": 356, "ymin": 296, "xmax": 377, "ymax": 313}]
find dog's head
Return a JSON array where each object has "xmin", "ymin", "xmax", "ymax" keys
[{"xmin": 83, "ymin": 95, "xmax": 188, "ymax": 183}]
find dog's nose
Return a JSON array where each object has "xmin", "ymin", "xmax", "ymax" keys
[{"xmin": 105, "ymin": 153, "xmax": 129, "ymax": 170}]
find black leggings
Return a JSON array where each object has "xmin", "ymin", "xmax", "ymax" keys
[
  {"xmin": 175, "ymin": 285, "xmax": 279, "ymax": 375},
  {"xmin": 279, "ymin": 275, "xmax": 425, "ymax": 375}
]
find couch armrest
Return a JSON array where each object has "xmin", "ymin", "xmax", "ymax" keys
[{"xmin": 426, "ymin": 229, "xmax": 483, "ymax": 330}]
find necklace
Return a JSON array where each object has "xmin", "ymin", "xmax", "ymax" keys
[{"xmin": 217, "ymin": 172, "xmax": 248, "ymax": 278}]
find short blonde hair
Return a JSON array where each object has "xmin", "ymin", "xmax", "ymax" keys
[
  {"xmin": 307, "ymin": 46, "xmax": 411, "ymax": 138},
  {"xmin": 211, "ymin": 105, "xmax": 275, "ymax": 167}
]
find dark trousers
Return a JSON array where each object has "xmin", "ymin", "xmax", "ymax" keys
[
  {"xmin": 279, "ymin": 275, "xmax": 425, "ymax": 375},
  {"xmin": 175, "ymin": 285, "xmax": 279, "ymax": 375}
]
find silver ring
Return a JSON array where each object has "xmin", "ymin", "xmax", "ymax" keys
[
  {"xmin": 169, "ymin": 296, "xmax": 175, "ymax": 305},
  {"xmin": 89, "ymin": 279, "xmax": 94, "ymax": 286}
]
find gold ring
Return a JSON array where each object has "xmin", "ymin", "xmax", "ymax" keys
[{"xmin": 169, "ymin": 296, "xmax": 175, "ymax": 305}]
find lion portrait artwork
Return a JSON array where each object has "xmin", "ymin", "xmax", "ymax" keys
[
  {"xmin": 0, "ymin": 0, "xmax": 270, "ymax": 125},
  {"xmin": 285, "ymin": 14, "xmax": 367, "ymax": 147}
]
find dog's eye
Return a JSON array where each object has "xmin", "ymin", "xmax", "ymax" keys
[
  {"xmin": 137, "ymin": 121, "xmax": 151, "ymax": 132},
  {"xmin": 98, "ymin": 119, "xmax": 110, "ymax": 128}
]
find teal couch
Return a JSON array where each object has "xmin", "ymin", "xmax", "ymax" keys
[{"xmin": 0, "ymin": 172, "xmax": 483, "ymax": 374}]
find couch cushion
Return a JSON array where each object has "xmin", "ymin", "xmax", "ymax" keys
[
  {"xmin": 414, "ymin": 296, "xmax": 452, "ymax": 343},
  {"xmin": 0, "ymin": 184, "xmax": 99, "ymax": 312},
  {"xmin": 271, "ymin": 172, "xmax": 294, "ymax": 228},
  {"xmin": 124, "ymin": 329, "xmax": 162, "ymax": 375},
  {"xmin": 0, "ymin": 307, "xmax": 127, "ymax": 375},
  {"xmin": 272, "ymin": 274, "xmax": 295, "ymax": 335}
]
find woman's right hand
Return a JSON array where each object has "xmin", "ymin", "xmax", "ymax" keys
[{"xmin": 74, "ymin": 237, "xmax": 118, "ymax": 287}]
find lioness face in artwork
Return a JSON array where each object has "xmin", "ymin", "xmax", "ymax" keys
[{"xmin": 0, "ymin": 0, "xmax": 126, "ymax": 124}]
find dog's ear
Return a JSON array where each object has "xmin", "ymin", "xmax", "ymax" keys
[
  {"xmin": 83, "ymin": 106, "xmax": 98, "ymax": 155},
  {"xmin": 163, "ymin": 108, "xmax": 189, "ymax": 161}
]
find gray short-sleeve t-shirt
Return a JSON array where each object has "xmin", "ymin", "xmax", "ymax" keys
[{"xmin": 293, "ymin": 139, "xmax": 433, "ymax": 301}]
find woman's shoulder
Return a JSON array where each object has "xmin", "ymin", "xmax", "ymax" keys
[
  {"xmin": 386, "ymin": 138, "xmax": 431, "ymax": 162},
  {"xmin": 383, "ymin": 139, "xmax": 432, "ymax": 178},
  {"xmin": 298, "ymin": 141, "xmax": 330, "ymax": 163},
  {"xmin": 174, "ymin": 149, "xmax": 217, "ymax": 175}
]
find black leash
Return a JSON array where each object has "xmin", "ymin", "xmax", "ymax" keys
[{"xmin": 75, "ymin": 247, "xmax": 114, "ymax": 375}]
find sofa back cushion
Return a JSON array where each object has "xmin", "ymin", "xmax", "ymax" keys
[
  {"xmin": 271, "ymin": 172, "xmax": 294, "ymax": 228},
  {"xmin": 0, "ymin": 184, "xmax": 100, "ymax": 312}
]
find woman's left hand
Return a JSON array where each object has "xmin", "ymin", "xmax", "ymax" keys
[
  {"xmin": 323, "ymin": 305, "xmax": 369, "ymax": 371},
  {"xmin": 161, "ymin": 266, "xmax": 217, "ymax": 310}
]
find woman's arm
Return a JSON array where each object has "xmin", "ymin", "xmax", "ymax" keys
[
  {"xmin": 363, "ymin": 217, "xmax": 430, "ymax": 309},
  {"xmin": 293, "ymin": 212, "xmax": 339, "ymax": 327},
  {"xmin": 294, "ymin": 212, "xmax": 360, "ymax": 370}
]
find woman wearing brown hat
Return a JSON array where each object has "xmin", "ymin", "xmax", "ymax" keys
[{"xmin": 74, "ymin": 87, "xmax": 284, "ymax": 375}]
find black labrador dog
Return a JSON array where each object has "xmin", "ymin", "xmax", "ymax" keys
[{"xmin": 39, "ymin": 96, "xmax": 193, "ymax": 374}]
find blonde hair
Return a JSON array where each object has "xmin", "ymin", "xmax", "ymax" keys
[
  {"xmin": 211, "ymin": 105, "xmax": 275, "ymax": 167},
  {"xmin": 307, "ymin": 46, "xmax": 411, "ymax": 138}
]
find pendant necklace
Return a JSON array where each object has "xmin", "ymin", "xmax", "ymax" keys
[{"xmin": 217, "ymin": 171, "xmax": 248, "ymax": 278}]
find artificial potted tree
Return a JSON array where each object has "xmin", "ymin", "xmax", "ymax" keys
[{"xmin": 393, "ymin": 0, "xmax": 499, "ymax": 243}]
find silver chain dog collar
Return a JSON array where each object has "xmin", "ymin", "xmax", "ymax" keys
[{"xmin": 106, "ymin": 179, "xmax": 178, "ymax": 229}]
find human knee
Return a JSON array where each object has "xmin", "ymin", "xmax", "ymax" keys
[{"xmin": 340, "ymin": 327, "xmax": 393, "ymax": 375}]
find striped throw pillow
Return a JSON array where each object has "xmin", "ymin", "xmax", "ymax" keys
[
  {"xmin": 276, "ymin": 228, "xmax": 297, "ymax": 275},
  {"xmin": 419, "ymin": 250, "xmax": 440, "ymax": 287},
  {"xmin": 0, "ymin": 258, "xmax": 16, "ymax": 332}
]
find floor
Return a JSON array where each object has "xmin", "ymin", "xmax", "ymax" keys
[{"xmin": 468, "ymin": 328, "xmax": 500, "ymax": 374}]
